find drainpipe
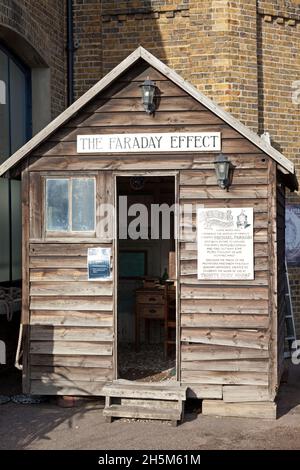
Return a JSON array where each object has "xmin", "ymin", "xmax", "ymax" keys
[
  {"xmin": 67, "ymin": 0, "xmax": 74, "ymax": 106},
  {"xmin": 8, "ymin": 178, "xmax": 12, "ymax": 283}
]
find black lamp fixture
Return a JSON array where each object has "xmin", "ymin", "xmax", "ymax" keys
[
  {"xmin": 214, "ymin": 153, "xmax": 231, "ymax": 190},
  {"xmin": 130, "ymin": 176, "xmax": 145, "ymax": 191},
  {"xmin": 140, "ymin": 78, "xmax": 156, "ymax": 114}
]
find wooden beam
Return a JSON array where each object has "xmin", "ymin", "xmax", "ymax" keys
[
  {"xmin": 186, "ymin": 384, "xmax": 223, "ymax": 399},
  {"xmin": 0, "ymin": 47, "xmax": 294, "ymax": 178},
  {"xmin": 21, "ymin": 169, "xmax": 30, "ymax": 393},
  {"xmin": 202, "ymin": 399, "xmax": 277, "ymax": 419},
  {"xmin": 268, "ymin": 159, "xmax": 278, "ymax": 400},
  {"xmin": 223, "ymin": 385, "xmax": 270, "ymax": 403}
]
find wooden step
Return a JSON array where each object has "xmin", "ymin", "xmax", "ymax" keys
[
  {"xmin": 103, "ymin": 382, "xmax": 186, "ymax": 423},
  {"xmin": 103, "ymin": 404, "xmax": 181, "ymax": 421},
  {"xmin": 120, "ymin": 398, "xmax": 182, "ymax": 412},
  {"xmin": 112, "ymin": 379, "xmax": 183, "ymax": 388},
  {"xmin": 103, "ymin": 382, "xmax": 186, "ymax": 401}
]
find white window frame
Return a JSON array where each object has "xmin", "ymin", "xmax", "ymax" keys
[{"xmin": 45, "ymin": 176, "xmax": 96, "ymax": 237}]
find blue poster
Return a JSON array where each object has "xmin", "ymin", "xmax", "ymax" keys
[{"xmin": 88, "ymin": 247, "xmax": 112, "ymax": 281}]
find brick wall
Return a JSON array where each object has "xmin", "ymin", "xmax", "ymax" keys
[
  {"xmin": 258, "ymin": 2, "xmax": 300, "ymax": 164},
  {"xmin": 73, "ymin": 1, "xmax": 258, "ymax": 132},
  {"xmin": 73, "ymin": 0, "xmax": 102, "ymax": 100},
  {"xmin": 189, "ymin": 1, "xmax": 259, "ymax": 132},
  {"xmin": 100, "ymin": 2, "xmax": 190, "ymax": 84},
  {"xmin": 257, "ymin": 1, "xmax": 300, "ymax": 337},
  {"xmin": 0, "ymin": 0, "xmax": 66, "ymax": 118},
  {"xmin": 1, "ymin": 0, "xmax": 300, "ymax": 337}
]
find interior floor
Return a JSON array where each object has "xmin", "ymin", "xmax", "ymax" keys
[{"xmin": 118, "ymin": 343, "xmax": 176, "ymax": 382}]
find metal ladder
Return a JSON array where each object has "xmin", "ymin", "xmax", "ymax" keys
[{"xmin": 284, "ymin": 259, "xmax": 297, "ymax": 357}]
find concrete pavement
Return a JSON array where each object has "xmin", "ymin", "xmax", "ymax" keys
[{"xmin": 0, "ymin": 364, "xmax": 299, "ymax": 450}]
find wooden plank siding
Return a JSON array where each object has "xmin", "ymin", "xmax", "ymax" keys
[
  {"xmin": 28, "ymin": 171, "xmax": 114, "ymax": 395},
  {"xmin": 29, "ymin": 63, "xmax": 265, "ymax": 175},
  {"xmin": 21, "ymin": 169, "xmax": 31, "ymax": 393},
  {"xmin": 22, "ymin": 62, "xmax": 281, "ymax": 400},
  {"xmin": 268, "ymin": 160, "xmax": 278, "ymax": 399},
  {"xmin": 178, "ymin": 160, "xmax": 274, "ymax": 395},
  {"xmin": 276, "ymin": 177, "xmax": 286, "ymax": 385}
]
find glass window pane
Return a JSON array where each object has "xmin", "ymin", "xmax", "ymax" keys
[
  {"xmin": 72, "ymin": 178, "xmax": 95, "ymax": 231},
  {"xmin": 0, "ymin": 50, "xmax": 10, "ymax": 162},
  {"xmin": 0, "ymin": 80, "xmax": 5, "ymax": 104},
  {"xmin": 10, "ymin": 60, "xmax": 27, "ymax": 153},
  {"xmin": 46, "ymin": 179, "xmax": 69, "ymax": 231},
  {"xmin": 11, "ymin": 180, "xmax": 22, "ymax": 280},
  {"xmin": 0, "ymin": 179, "xmax": 10, "ymax": 282}
]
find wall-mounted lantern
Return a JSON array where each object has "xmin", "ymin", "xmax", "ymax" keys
[
  {"xmin": 214, "ymin": 153, "xmax": 231, "ymax": 190},
  {"xmin": 130, "ymin": 176, "xmax": 145, "ymax": 191},
  {"xmin": 140, "ymin": 78, "xmax": 156, "ymax": 114}
]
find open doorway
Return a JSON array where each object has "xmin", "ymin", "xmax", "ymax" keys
[{"xmin": 116, "ymin": 175, "xmax": 177, "ymax": 382}]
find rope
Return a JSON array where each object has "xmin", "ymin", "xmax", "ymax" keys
[{"xmin": 15, "ymin": 323, "xmax": 23, "ymax": 371}]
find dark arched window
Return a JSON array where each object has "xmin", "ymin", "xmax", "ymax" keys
[
  {"xmin": 0, "ymin": 43, "xmax": 32, "ymax": 282},
  {"xmin": 0, "ymin": 43, "xmax": 31, "ymax": 159}
]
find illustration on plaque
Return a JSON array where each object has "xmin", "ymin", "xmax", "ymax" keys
[
  {"xmin": 236, "ymin": 209, "xmax": 251, "ymax": 229},
  {"xmin": 202, "ymin": 209, "xmax": 234, "ymax": 229}
]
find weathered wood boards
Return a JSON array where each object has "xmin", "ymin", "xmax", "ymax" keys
[
  {"xmin": 178, "ymin": 156, "xmax": 273, "ymax": 398},
  {"xmin": 29, "ymin": 153, "xmax": 268, "ymax": 173},
  {"xmin": 276, "ymin": 179, "xmax": 286, "ymax": 385},
  {"xmin": 181, "ymin": 371, "xmax": 268, "ymax": 386},
  {"xmin": 102, "ymin": 382, "xmax": 186, "ymax": 423},
  {"xmin": 223, "ymin": 385, "xmax": 270, "ymax": 402},
  {"xmin": 202, "ymin": 400, "xmax": 277, "ymax": 419},
  {"xmin": 28, "ymin": 173, "xmax": 114, "ymax": 395},
  {"xmin": 22, "ymin": 169, "xmax": 30, "ymax": 393},
  {"xmin": 181, "ymin": 344, "xmax": 269, "ymax": 361},
  {"xmin": 20, "ymin": 60, "xmax": 281, "ymax": 408},
  {"xmin": 30, "ymin": 380, "xmax": 105, "ymax": 396},
  {"xmin": 181, "ymin": 328, "xmax": 268, "ymax": 350}
]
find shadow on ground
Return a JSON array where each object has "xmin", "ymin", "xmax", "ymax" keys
[
  {"xmin": 0, "ymin": 363, "xmax": 299, "ymax": 450},
  {"xmin": 277, "ymin": 362, "xmax": 300, "ymax": 418}
]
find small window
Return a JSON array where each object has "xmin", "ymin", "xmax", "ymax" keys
[
  {"xmin": 119, "ymin": 250, "xmax": 147, "ymax": 279},
  {"xmin": 46, "ymin": 177, "xmax": 95, "ymax": 233}
]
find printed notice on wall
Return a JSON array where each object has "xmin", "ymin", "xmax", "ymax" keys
[
  {"xmin": 87, "ymin": 247, "xmax": 112, "ymax": 281},
  {"xmin": 197, "ymin": 208, "xmax": 254, "ymax": 280}
]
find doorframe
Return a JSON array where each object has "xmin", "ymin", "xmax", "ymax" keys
[{"xmin": 113, "ymin": 170, "xmax": 180, "ymax": 382}]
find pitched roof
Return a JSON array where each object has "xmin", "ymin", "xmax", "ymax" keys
[{"xmin": 0, "ymin": 46, "xmax": 296, "ymax": 180}]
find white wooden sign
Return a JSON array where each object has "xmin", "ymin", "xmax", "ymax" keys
[
  {"xmin": 77, "ymin": 132, "xmax": 221, "ymax": 153},
  {"xmin": 197, "ymin": 207, "xmax": 254, "ymax": 280}
]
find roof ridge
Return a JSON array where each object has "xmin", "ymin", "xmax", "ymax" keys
[{"xmin": 0, "ymin": 46, "xmax": 295, "ymax": 179}]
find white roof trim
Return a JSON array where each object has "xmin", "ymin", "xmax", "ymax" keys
[{"xmin": 0, "ymin": 45, "xmax": 294, "ymax": 176}]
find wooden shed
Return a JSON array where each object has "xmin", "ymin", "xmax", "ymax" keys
[{"xmin": 0, "ymin": 47, "xmax": 297, "ymax": 422}]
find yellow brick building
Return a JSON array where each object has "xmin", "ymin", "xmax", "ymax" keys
[{"xmin": 1, "ymin": 0, "xmax": 300, "ymax": 341}]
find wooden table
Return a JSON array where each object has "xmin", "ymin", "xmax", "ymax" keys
[{"xmin": 135, "ymin": 285, "xmax": 167, "ymax": 351}]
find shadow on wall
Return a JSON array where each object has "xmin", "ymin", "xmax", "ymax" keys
[
  {"xmin": 277, "ymin": 362, "xmax": 300, "ymax": 418},
  {"xmin": 101, "ymin": 0, "xmax": 172, "ymax": 75}
]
